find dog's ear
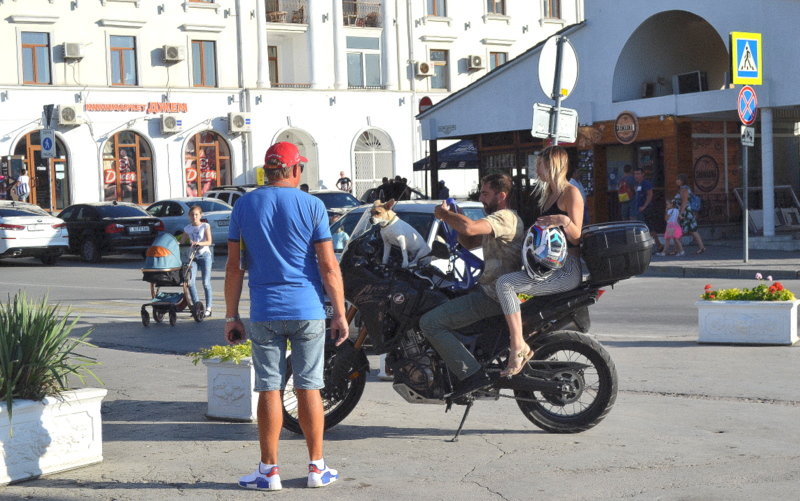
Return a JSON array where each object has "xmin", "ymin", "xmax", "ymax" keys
[
  {"xmin": 373, "ymin": 200, "xmax": 383, "ymax": 207},
  {"xmin": 385, "ymin": 199, "xmax": 397, "ymax": 210}
]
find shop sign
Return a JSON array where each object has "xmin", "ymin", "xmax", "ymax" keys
[
  {"xmin": 614, "ymin": 111, "xmax": 638, "ymax": 144},
  {"xmin": 84, "ymin": 102, "xmax": 189, "ymax": 113},
  {"xmin": 692, "ymin": 154, "xmax": 719, "ymax": 193}
]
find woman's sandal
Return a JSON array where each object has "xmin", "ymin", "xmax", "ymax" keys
[
  {"xmin": 501, "ymin": 346, "xmax": 534, "ymax": 378},
  {"xmin": 696, "ymin": 247, "xmax": 707, "ymax": 254}
]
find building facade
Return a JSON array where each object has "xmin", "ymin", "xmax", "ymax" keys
[{"xmin": 0, "ymin": 0, "xmax": 581, "ymax": 212}]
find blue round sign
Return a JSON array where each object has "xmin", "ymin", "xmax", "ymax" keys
[
  {"xmin": 737, "ymin": 85, "xmax": 758, "ymax": 125},
  {"xmin": 42, "ymin": 137, "xmax": 53, "ymax": 151}
]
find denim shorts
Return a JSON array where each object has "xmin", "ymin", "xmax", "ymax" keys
[{"xmin": 248, "ymin": 319, "xmax": 325, "ymax": 391}]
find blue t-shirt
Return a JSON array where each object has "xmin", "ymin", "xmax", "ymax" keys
[
  {"xmin": 228, "ymin": 186, "xmax": 332, "ymax": 321},
  {"xmin": 634, "ymin": 179, "xmax": 652, "ymax": 211}
]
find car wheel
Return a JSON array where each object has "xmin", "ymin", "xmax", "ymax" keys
[
  {"xmin": 80, "ymin": 238, "xmax": 101, "ymax": 263},
  {"xmin": 40, "ymin": 254, "xmax": 59, "ymax": 266}
]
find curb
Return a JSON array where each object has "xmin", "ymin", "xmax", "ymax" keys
[{"xmin": 646, "ymin": 266, "xmax": 800, "ymax": 280}]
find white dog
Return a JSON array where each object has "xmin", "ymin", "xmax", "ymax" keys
[{"xmin": 370, "ymin": 199, "xmax": 431, "ymax": 268}]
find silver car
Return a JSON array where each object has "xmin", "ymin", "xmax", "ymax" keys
[{"xmin": 146, "ymin": 198, "xmax": 232, "ymax": 244}]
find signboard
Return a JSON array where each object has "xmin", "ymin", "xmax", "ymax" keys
[
  {"xmin": 418, "ymin": 96, "xmax": 433, "ymax": 114},
  {"xmin": 737, "ymin": 85, "xmax": 758, "ymax": 125},
  {"xmin": 730, "ymin": 32, "xmax": 762, "ymax": 85},
  {"xmin": 40, "ymin": 129, "xmax": 56, "ymax": 159},
  {"xmin": 614, "ymin": 111, "xmax": 639, "ymax": 144},
  {"xmin": 741, "ymin": 125, "xmax": 755, "ymax": 147},
  {"xmin": 531, "ymin": 103, "xmax": 577, "ymax": 143},
  {"xmin": 538, "ymin": 36, "xmax": 579, "ymax": 100}
]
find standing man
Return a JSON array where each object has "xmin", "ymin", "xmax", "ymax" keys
[
  {"xmin": 225, "ymin": 141, "xmax": 349, "ymax": 491},
  {"xmin": 335, "ymin": 171, "xmax": 352, "ymax": 193},
  {"xmin": 420, "ymin": 173, "xmax": 524, "ymax": 400},
  {"xmin": 618, "ymin": 164, "xmax": 635, "ymax": 220},
  {"xmin": 633, "ymin": 166, "xmax": 662, "ymax": 251}
]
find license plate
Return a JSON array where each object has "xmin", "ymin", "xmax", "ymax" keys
[
  {"xmin": 128, "ymin": 225, "xmax": 149, "ymax": 233},
  {"xmin": 324, "ymin": 305, "xmax": 333, "ymax": 318},
  {"xmin": 217, "ymin": 219, "xmax": 229, "ymax": 227},
  {"xmin": 27, "ymin": 224, "xmax": 44, "ymax": 232}
]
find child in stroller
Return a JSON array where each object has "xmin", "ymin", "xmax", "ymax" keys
[{"xmin": 140, "ymin": 232, "xmax": 205, "ymax": 326}]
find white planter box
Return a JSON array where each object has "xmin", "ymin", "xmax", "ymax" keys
[
  {"xmin": 202, "ymin": 358, "xmax": 259, "ymax": 421},
  {"xmin": 0, "ymin": 387, "xmax": 107, "ymax": 485},
  {"xmin": 696, "ymin": 300, "xmax": 800, "ymax": 345}
]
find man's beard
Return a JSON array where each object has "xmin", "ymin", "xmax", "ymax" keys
[{"xmin": 483, "ymin": 199, "xmax": 499, "ymax": 214}]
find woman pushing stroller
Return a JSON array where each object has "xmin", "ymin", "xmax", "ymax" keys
[{"xmin": 180, "ymin": 205, "xmax": 213, "ymax": 317}]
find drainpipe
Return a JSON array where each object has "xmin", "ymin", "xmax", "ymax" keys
[
  {"xmin": 406, "ymin": 0, "xmax": 419, "ymax": 181},
  {"xmin": 235, "ymin": 0, "xmax": 251, "ymax": 182}
]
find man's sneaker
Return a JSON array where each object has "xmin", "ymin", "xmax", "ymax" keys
[
  {"xmin": 204, "ymin": 309, "xmax": 212, "ymax": 317},
  {"xmin": 238, "ymin": 465, "xmax": 281, "ymax": 490},
  {"xmin": 307, "ymin": 463, "xmax": 339, "ymax": 488}
]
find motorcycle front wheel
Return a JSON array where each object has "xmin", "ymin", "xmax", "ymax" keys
[
  {"xmin": 514, "ymin": 330, "xmax": 618, "ymax": 433},
  {"xmin": 281, "ymin": 340, "xmax": 368, "ymax": 434}
]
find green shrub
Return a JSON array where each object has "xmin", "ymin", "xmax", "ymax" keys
[
  {"xmin": 701, "ymin": 277, "xmax": 796, "ymax": 301},
  {"xmin": 188, "ymin": 340, "xmax": 253, "ymax": 365},
  {"xmin": 0, "ymin": 292, "xmax": 101, "ymax": 432}
]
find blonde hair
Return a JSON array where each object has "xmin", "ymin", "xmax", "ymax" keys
[{"xmin": 537, "ymin": 146, "xmax": 570, "ymax": 199}]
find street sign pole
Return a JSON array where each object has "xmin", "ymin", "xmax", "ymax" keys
[
  {"xmin": 742, "ymin": 147, "xmax": 749, "ymax": 263},
  {"xmin": 549, "ymin": 36, "xmax": 565, "ymax": 146},
  {"xmin": 737, "ymin": 85, "xmax": 757, "ymax": 264}
]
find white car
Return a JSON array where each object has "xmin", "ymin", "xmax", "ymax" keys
[
  {"xmin": 0, "ymin": 201, "xmax": 69, "ymax": 265},
  {"xmin": 146, "ymin": 198, "xmax": 233, "ymax": 245}
]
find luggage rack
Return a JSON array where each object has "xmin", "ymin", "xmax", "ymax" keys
[{"xmin": 733, "ymin": 185, "xmax": 800, "ymax": 235}]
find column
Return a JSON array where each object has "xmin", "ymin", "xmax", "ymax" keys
[
  {"xmin": 760, "ymin": 107, "xmax": 775, "ymax": 236},
  {"xmin": 332, "ymin": 0, "xmax": 348, "ymax": 89},
  {"xmin": 255, "ymin": 0, "xmax": 270, "ymax": 88},
  {"xmin": 381, "ymin": 0, "xmax": 398, "ymax": 90},
  {"xmin": 307, "ymin": 1, "xmax": 329, "ymax": 89}
]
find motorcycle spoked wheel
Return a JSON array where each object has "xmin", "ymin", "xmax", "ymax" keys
[
  {"xmin": 280, "ymin": 340, "xmax": 368, "ymax": 434},
  {"xmin": 513, "ymin": 330, "xmax": 618, "ymax": 433}
]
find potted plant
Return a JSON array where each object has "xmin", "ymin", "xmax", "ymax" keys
[
  {"xmin": 0, "ymin": 292, "xmax": 105, "ymax": 485},
  {"xmin": 696, "ymin": 274, "xmax": 799, "ymax": 345},
  {"xmin": 188, "ymin": 341, "xmax": 259, "ymax": 422}
]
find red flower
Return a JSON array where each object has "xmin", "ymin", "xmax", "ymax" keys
[
  {"xmin": 769, "ymin": 285, "xmax": 777, "ymax": 293},
  {"xmin": 704, "ymin": 284, "xmax": 712, "ymax": 290},
  {"xmin": 709, "ymin": 293, "xmax": 716, "ymax": 299},
  {"xmin": 774, "ymin": 282, "xmax": 785, "ymax": 291}
]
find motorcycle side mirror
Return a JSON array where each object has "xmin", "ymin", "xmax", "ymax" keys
[{"xmin": 431, "ymin": 239, "xmax": 450, "ymax": 260}]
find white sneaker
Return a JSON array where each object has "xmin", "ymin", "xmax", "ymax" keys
[
  {"xmin": 204, "ymin": 309, "xmax": 212, "ymax": 317},
  {"xmin": 307, "ymin": 463, "xmax": 339, "ymax": 488},
  {"xmin": 239, "ymin": 465, "xmax": 281, "ymax": 490}
]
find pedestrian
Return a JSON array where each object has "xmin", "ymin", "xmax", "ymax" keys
[
  {"xmin": 566, "ymin": 163, "xmax": 589, "ymax": 225},
  {"xmin": 437, "ymin": 180, "xmax": 450, "ymax": 199},
  {"xmin": 335, "ymin": 171, "xmax": 352, "ymax": 193},
  {"xmin": 181, "ymin": 205, "xmax": 214, "ymax": 317},
  {"xmin": 225, "ymin": 141, "xmax": 348, "ymax": 491},
  {"xmin": 633, "ymin": 167, "xmax": 662, "ymax": 252},
  {"xmin": 658, "ymin": 199, "xmax": 685, "ymax": 256},
  {"xmin": 494, "ymin": 146, "xmax": 583, "ymax": 376},
  {"xmin": 673, "ymin": 173, "xmax": 707, "ymax": 254},
  {"xmin": 377, "ymin": 177, "xmax": 391, "ymax": 201},
  {"xmin": 13, "ymin": 168, "xmax": 31, "ymax": 202},
  {"xmin": 617, "ymin": 164, "xmax": 635, "ymax": 220}
]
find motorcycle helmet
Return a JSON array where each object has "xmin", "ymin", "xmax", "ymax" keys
[{"xmin": 522, "ymin": 224, "xmax": 567, "ymax": 279}]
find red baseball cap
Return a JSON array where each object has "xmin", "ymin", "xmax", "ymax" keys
[{"xmin": 264, "ymin": 142, "xmax": 307, "ymax": 168}]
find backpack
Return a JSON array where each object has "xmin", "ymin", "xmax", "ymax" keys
[
  {"xmin": 617, "ymin": 178, "xmax": 633, "ymax": 202},
  {"xmin": 689, "ymin": 191, "xmax": 702, "ymax": 212}
]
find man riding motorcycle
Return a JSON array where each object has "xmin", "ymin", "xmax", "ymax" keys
[{"xmin": 420, "ymin": 173, "xmax": 524, "ymax": 400}]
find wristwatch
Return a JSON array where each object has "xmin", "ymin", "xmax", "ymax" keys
[{"xmin": 225, "ymin": 314, "xmax": 240, "ymax": 323}]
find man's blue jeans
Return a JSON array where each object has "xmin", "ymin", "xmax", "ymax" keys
[{"xmin": 419, "ymin": 287, "xmax": 503, "ymax": 381}]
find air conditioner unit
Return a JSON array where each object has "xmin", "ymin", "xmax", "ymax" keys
[
  {"xmin": 467, "ymin": 55, "xmax": 484, "ymax": 70},
  {"xmin": 58, "ymin": 105, "xmax": 81, "ymax": 126},
  {"xmin": 415, "ymin": 61, "xmax": 434, "ymax": 77},
  {"xmin": 160, "ymin": 114, "xmax": 183, "ymax": 134},
  {"xmin": 63, "ymin": 43, "xmax": 84, "ymax": 60},
  {"xmin": 228, "ymin": 112, "xmax": 251, "ymax": 133},
  {"xmin": 672, "ymin": 70, "xmax": 708, "ymax": 95},
  {"xmin": 162, "ymin": 45, "xmax": 185, "ymax": 63}
]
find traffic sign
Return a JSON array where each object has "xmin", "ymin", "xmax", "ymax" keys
[
  {"xmin": 531, "ymin": 103, "xmax": 578, "ymax": 143},
  {"xmin": 730, "ymin": 32, "xmax": 762, "ymax": 85},
  {"xmin": 40, "ymin": 129, "xmax": 56, "ymax": 159},
  {"xmin": 538, "ymin": 36, "xmax": 579, "ymax": 101},
  {"xmin": 737, "ymin": 85, "xmax": 758, "ymax": 125},
  {"xmin": 741, "ymin": 126, "xmax": 755, "ymax": 147}
]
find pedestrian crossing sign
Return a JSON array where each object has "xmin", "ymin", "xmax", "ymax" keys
[{"xmin": 730, "ymin": 32, "xmax": 762, "ymax": 85}]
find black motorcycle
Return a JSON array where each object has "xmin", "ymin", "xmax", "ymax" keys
[{"xmin": 280, "ymin": 222, "xmax": 652, "ymax": 440}]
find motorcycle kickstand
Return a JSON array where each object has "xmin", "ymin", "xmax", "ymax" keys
[{"xmin": 448, "ymin": 400, "xmax": 473, "ymax": 443}]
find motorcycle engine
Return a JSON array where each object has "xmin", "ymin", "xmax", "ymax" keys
[{"xmin": 386, "ymin": 330, "xmax": 445, "ymax": 404}]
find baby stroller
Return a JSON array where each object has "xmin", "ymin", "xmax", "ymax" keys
[{"xmin": 140, "ymin": 232, "xmax": 205, "ymax": 326}]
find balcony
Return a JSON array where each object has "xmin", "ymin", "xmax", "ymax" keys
[
  {"xmin": 266, "ymin": 0, "xmax": 306, "ymax": 24},
  {"xmin": 342, "ymin": 1, "xmax": 382, "ymax": 28}
]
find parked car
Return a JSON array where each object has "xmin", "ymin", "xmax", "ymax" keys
[
  {"xmin": 359, "ymin": 185, "xmax": 428, "ymax": 204},
  {"xmin": 146, "ymin": 197, "xmax": 232, "ymax": 244},
  {"xmin": 343, "ymin": 200, "xmax": 486, "ymax": 271},
  {"xmin": 203, "ymin": 185, "xmax": 260, "ymax": 206},
  {"xmin": 0, "ymin": 201, "xmax": 69, "ymax": 265},
  {"xmin": 58, "ymin": 202, "xmax": 165, "ymax": 262},
  {"xmin": 310, "ymin": 189, "xmax": 362, "ymax": 218}
]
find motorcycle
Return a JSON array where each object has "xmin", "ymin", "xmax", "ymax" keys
[{"xmin": 278, "ymin": 217, "xmax": 651, "ymax": 440}]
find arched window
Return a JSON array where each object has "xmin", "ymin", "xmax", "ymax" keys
[
  {"xmin": 353, "ymin": 129, "xmax": 394, "ymax": 198},
  {"xmin": 184, "ymin": 131, "xmax": 232, "ymax": 196},
  {"xmin": 275, "ymin": 129, "xmax": 318, "ymax": 189},
  {"xmin": 102, "ymin": 131, "xmax": 154, "ymax": 203},
  {"xmin": 12, "ymin": 130, "xmax": 71, "ymax": 212}
]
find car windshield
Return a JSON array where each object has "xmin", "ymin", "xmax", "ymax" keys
[
  {"xmin": 330, "ymin": 208, "xmax": 366, "ymax": 238},
  {"xmin": 97, "ymin": 205, "xmax": 149, "ymax": 218},
  {"xmin": 0, "ymin": 206, "xmax": 50, "ymax": 217},
  {"xmin": 191, "ymin": 200, "xmax": 232, "ymax": 213},
  {"xmin": 313, "ymin": 192, "xmax": 360, "ymax": 209}
]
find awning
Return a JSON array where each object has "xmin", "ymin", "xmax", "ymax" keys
[{"xmin": 413, "ymin": 139, "xmax": 478, "ymax": 171}]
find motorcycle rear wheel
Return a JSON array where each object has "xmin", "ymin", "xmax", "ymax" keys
[
  {"xmin": 514, "ymin": 330, "xmax": 617, "ymax": 433},
  {"xmin": 281, "ymin": 340, "xmax": 368, "ymax": 434}
]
